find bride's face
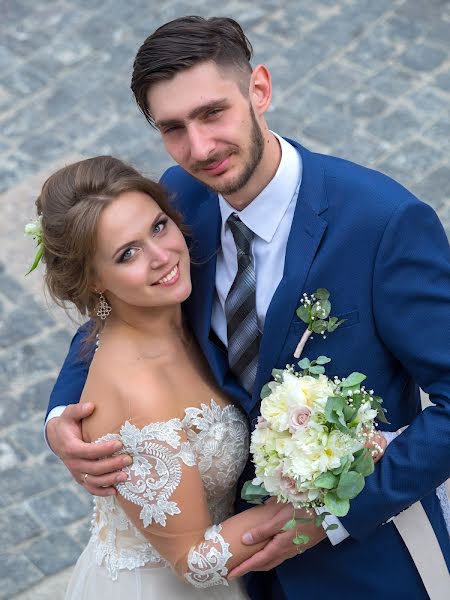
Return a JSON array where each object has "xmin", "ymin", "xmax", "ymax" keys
[{"xmin": 92, "ymin": 190, "xmax": 191, "ymax": 310}]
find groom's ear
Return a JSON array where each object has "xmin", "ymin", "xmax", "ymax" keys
[{"xmin": 249, "ymin": 64, "xmax": 272, "ymax": 117}]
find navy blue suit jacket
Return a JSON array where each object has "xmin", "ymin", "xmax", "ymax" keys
[{"xmin": 48, "ymin": 140, "xmax": 450, "ymax": 598}]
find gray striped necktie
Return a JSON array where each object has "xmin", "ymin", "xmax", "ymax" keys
[{"xmin": 225, "ymin": 214, "xmax": 260, "ymax": 394}]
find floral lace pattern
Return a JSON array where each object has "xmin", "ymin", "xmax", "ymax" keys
[
  {"xmin": 90, "ymin": 400, "xmax": 249, "ymax": 586},
  {"xmin": 185, "ymin": 524, "xmax": 232, "ymax": 588}
]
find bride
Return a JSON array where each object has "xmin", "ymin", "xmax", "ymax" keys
[{"xmin": 33, "ymin": 155, "xmax": 285, "ymax": 599}]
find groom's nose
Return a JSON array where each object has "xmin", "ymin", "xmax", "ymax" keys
[{"xmin": 187, "ymin": 124, "xmax": 215, "ymax": 162}]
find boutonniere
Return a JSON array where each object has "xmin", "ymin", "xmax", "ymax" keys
[{"xmin": 294, "ymin": 288, "xmax": 346, "ymax": 358}]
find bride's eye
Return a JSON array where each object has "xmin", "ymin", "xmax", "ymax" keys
[
  {"xmin": 118, "ymin": 247, "xmax": 136, "ymax": 263},
  {"xmin": 153, "ymin": 217, "xmax": 168, "ymax": 235}
]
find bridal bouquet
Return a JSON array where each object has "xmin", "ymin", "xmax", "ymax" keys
[{"xmin": 243, "ymin": 289, "xmax": 387, "ymax": 541}]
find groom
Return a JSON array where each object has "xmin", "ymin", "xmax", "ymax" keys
[{"xmin": 46, "ymin": 16, "xmax": 449, "ymax": 599}]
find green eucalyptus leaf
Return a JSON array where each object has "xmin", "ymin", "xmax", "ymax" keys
[
  {"xmin": 241, "ymin": 481, "xmax": 268, "ymax": 504},
  {"xmin": 325, "ymin": 396, "xmax": 345, "ymax": 423},
  {"xmin": 260, "ymin": 383, "xmax": 272, "ymax": 400},
  {"xmin": 272, "ymin": 369, "xmax": 283, "ymax": 381},
  {"xmin": 298, "ymin": 357, "xmax": 311, "ymax": 370},
  {"xmin": 328, "ymin": 318, "xmax": 347, "ymax": 332},
  {"xmin": 324, "ymin": 492, "xmax": 350, "ymax": 517},
  {"xmin": 295, "ymin": 517, "xmax": 314, "ymax": 524},
  {"xmin": 309, "ymin": 365, "xmax": 325, "ymax": 375},
  {"xmin": 341, "ymin": 372, "xmax": 366, "ymax": 388},
  {"xmin": 315, "ymin": 513, "xmax": 330, "ymax": 527},
  {"xmin": 282, "ymin": 518, "xmax": 297, "ymax": 531},
  {"xmin": 315, "ymin": 356, "xmax": 331, "ymax": 365},
  {"xmin": 312, "ymin": 320, "xmax": 327, "ymax": 334},
  {"xmin": 312, "ymin": 299, "xmax": 331, "ymax": 319},
  {"xmin": 293, "ymin": 534, "xmax": 310, "ymax": 545},
  {"xmin": 351, "ymin": 452, "xmax": 374, "ymax": 477},
  {"xmin": 296, "ymin": 304, "xmax": 310, "ymax": 324},
  {"xmin": 314, "ymin": 472, "xmax": 339, "ymax": 489},
  {"xmin": 325, "ymin": 523, "xmax": 339, "ymax": 531},
  {"xmin": 314, "ymin": 288, "xmax": 330, "ymax": 300},
  {"xmin": 337, "ymin": 471, "xmax": 365, "ymax": 500}
]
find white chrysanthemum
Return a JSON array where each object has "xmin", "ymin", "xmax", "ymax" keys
[{"xmin": 24, "ymin": 216, "xmax": 43, "ymax": 240}]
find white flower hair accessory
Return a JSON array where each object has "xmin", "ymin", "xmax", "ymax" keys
[{"xmin": 24, "ymin": 215, "xmax": 44, "ymax": 275}]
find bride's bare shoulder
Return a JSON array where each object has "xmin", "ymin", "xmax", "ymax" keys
[{"xmin": 81, "ymin": 339, "xmax": 179, "ymax": 441}]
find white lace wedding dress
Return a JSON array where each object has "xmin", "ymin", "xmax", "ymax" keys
[{"xmin": 65, "ymin": 400, "xmax": 250, "ymax": 599}]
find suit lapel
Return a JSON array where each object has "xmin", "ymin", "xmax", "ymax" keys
[
  {"xmin": 184, "ymin": 191, "xmax": 233, "ymax": 388},
  {"xmin": 248, "ymin": 143, "xmax": 329, "ymax": 415}
]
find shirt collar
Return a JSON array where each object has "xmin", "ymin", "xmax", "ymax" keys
[{"xmin": 218, "ymin": 133, "xmax": 302, "ymax": 243}]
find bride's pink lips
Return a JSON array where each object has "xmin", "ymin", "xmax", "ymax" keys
[
  {"xmin": 152, "ymin": 263, "xmax": 180, "ymax": 286},
  {"xmin": 202, "ymin": 156, "xmax": 230, "ymax": 176}
]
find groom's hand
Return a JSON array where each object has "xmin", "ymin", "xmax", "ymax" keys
[
  {"xmin": 46, "ymin": 403, "xmax": 128, "ymax": 496},
  {"xmin": 228, "ymin": 502, "xmax": 326, "ymax": 579}
]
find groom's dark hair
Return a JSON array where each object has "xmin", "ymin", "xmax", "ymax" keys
[{"xmin": 131, "ymin": 16, "xmax": 253, "ymax": 127}]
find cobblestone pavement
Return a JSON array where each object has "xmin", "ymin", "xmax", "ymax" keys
[{"xmin": 0, "ymin": 0, "xmax": 449, "ymax": 598}]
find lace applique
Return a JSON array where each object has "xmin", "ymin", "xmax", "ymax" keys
[
  {"xmin": 91, "ymin": 496, "xmax": 166, "ymax": 581},
  {"xmin": 185, "ymin": 524, "xmax": 232, "ymax": 588},
  {"xmin": 102, "ymin": 419, "xmax": 197, "ymax": 527}
]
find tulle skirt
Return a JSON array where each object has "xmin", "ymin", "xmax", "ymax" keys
[{"xmin": 65, "ymin": 540, "xmax": 249, "ymax": 600}]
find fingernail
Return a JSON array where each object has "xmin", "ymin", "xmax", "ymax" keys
[
  {"xmin": 116, "ymin": 473, "xmax": 128, "ymax": 483},
  {"xmin": 113, "ymin": 442, "xmax": 123, "ymax": 451},
  {"xmin": 107, "ymin": 489, "xmax": 116, "ymax": 496},
  {"xmin": 242, "ymin": 533, "xmax": 253, "ymax": 544},
  {"xmin": 122, "ymin": 456, "xmax": 132, "ymax": 466}
]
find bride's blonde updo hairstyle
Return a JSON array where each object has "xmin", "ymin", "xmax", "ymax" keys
[{"xmin": 36, "ymin": 155, "xmax": 183, "ymax": 324}]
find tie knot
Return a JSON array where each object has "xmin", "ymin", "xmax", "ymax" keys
[{"xmin": 227, "ymin": 214, "xmax": 253, "ymax": 256}]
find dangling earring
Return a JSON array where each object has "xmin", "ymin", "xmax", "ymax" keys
[{"xmin": 96, "ymin": 293, "xmax": 111, "ymax": 320}]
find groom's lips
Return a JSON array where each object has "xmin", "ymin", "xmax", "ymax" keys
[{"xmin": 201, "ymin": 156, "xmax": 230, "ymax": 176}]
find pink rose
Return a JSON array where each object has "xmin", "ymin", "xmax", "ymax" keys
[
  {"xmin": 255, "ymin": 416, "xmax": 269, "ymax": 429},
  {"xmin": 288, "ymin": 406, "xmax": 312, "ymax": 433},
  {"xmin": 278, "ymin": 472, "xmax": 308, "ymax": 503}
]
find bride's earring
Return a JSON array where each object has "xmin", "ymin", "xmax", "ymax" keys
[{"xmin": 96, "ymin": 292, "xmax": 111, "ymax": 320}]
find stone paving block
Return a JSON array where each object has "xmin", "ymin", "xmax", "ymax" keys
[
  {"xmin": 366, "ymin": 64, "xmax": 419, "ymax": 99},
  {"xmin": 17, "ymin": 378, "xmax": 56, "ymax": 421},
  {"xmin": 423, "ymin": 115, "xmax": 450, "ymax": 153},
  {"xmin": 275, "ymin": 37, "xmax": 333, "ymax": 88},
  {"xmin": 345, "ymin": 33, "xmax": 399, "ymax": 72},
  {"xmin": 406, "ymin": 87, "xmax": 449, "ymax": 121},
  {"xmin": 67, "ymin": 515, "xmax": 92, "ymax": 549},
  {"xmin": 345, "ymin": 90, "xmax": 388, "ymax": 119},
  {"xmin": 331, "ymin": 132, "xmax": 391, "ymax": 169},
  {"xmin": 0, "ymin": 64, "xmax": 49, "ymax": 97},
  {"xmin": 0, "ymin": 503, "xmax": 43, "ymax": 546},
  {"xmin": 24, "ymin": 530, "xmax": 83, "ymax": 577},
  {"xmin": 0, "ymin": 262, "xmax": 27, "ymax": 303},
  {"xmin": 376, "ymin": 139, "xmax": 445, "ymax": 185},
  {"xmin": 0, "ymin": 152, "xmax": 37, "ymax": 193},
  {"xmin": 397, "ymin": 42, "xmax": 447, "ymax": 73},
  {"xmin": 369, "ymin": 106, "xmax": 422, "ymax": 147},
  {"xmin": 0, "ymin": 460, "xmax": 72, "ymax": 508},
  {"xmin": 0, "ymin": 436, "xmax": 27, "ymax": 472},
  {"xmin": 0, "ymin": 391, "xmax": 18, "ymax": 426},
  {"xmin": 28, "ymin": 487, "xmax": 92, "ymax": 530},
  {"xmin": 0, "ymin": 299, "xmax": 55, "ymax": 349},
  {"xmin": 6, "ymin": 419, "xmax": 50, "ymax": 458},
  {"xmin": 19, "ymin": 133, "xmax": 69, "ymax": 168},
  {"xmin": 0, "ymin": 551, "xmax": 43, "ymax": 600},
  {"xmin": 434, "ymin": 68, "xmax": 450, "ymax": 93},
  {"xmin": 302, "ymin": 106, "xmax": 355, "ymax": 147},
  {"xmin": 310, "ymin": 62, "xmax": 364, "ymax": 100},
  {"xmin": 0, "ymin": 340, "xmax": 58, "ymax": 387},
  {"xmin": 372, "ymin": 15, "xmax": 423, "ymax": 45},
  {"xmin": 14, "ymin": 567, "xmax": 73, "ymax": 600},
  {"xmin": 411, "ymin": 166, "xmax": 450, "ymax": 211}
]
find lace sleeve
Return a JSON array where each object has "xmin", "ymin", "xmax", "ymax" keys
[{"xmin": 106, "ymin": 419, "xmax": 233, "ymax": 587}]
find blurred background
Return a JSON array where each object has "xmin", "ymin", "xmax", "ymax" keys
[{"xmin": 0, "ymin": 0, "xmax": 449, "ymax": 597}]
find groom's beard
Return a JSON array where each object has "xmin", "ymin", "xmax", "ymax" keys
[{"xmin": 191, "ymin": 105, "xmax": 265, "ymax": 196}]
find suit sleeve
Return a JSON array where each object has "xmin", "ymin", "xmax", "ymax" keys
[
  {"xmin": 45, "ymin": 321, "xmax": 94, "ymax": 420},
  {"xmin": 341, "ymin": 197, "xmax": 450, "ymax": 540}
]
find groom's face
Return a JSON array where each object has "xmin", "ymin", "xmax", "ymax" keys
[{"xmin": 147, "ymin": 61, "xmax": 265, "ymax": 195}]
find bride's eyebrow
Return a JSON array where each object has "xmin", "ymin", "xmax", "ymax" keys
[{"xmin": 111, "ymin": 211, "xmax": 165, "ymax": 259}]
